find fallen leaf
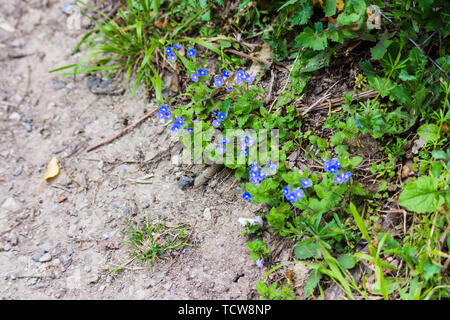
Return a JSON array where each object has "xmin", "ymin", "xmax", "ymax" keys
[
  {"xmin": 43, "ymin": 156, "xmax": 60, "ymax": 181},
  {"xmin": 57, "ymin": 195, "xmax": 67, "ymax": 203}
]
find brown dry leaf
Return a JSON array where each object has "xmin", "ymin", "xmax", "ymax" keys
[
  {"xmin": 57, "ymin": 195, "xmax": 67, "ymax": 203},
  {"xmin": 443, "ymin": 122, "xmax": 448, "ymax": 134},
  {"xmin": 43, "ymin": 156, "xmax": 60, "ymax": 181},
  {"xmin": 248, "ymin": 42, "xmax": 272, "ymax": 76},
  {"xmin": 401, "ymin": 161, "xmax": 414, "ymax": 179}
]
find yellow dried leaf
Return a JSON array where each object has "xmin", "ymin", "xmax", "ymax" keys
[
  {"xmin": 336, "ymin": 0, "xmax": 345, "ymax": 12},
  {"xmin": 43, "ymin": 156, "xmax": 60, "ymax": 181}
]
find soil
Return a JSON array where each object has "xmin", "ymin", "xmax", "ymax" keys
[{"xmin": 0, "ymin": 0, "xmax": 271, "ymax": 299}]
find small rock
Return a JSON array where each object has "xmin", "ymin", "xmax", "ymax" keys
[
  {"xmin": 1, "ymin": 198, "xmax": 22, "ymax": 212},
  {"xmin": 122, "ymin": 208, "xmax": 130, "ymax": 218},
  {"xmin": 178, "ymin": 175, "xmax": 193, "ymax": 190},
  {"xmin": 23, "ymin": 122, "xmax": 32, "ymax": 132},
  {"xmin": 12, "ymin": 164, "xmax": 23, "ymax": 176},
  {"xmin": 61, "ymin": 2, "xmax": 75, "ymax": 15},
  {"xmin": 59, "ymin": 255, "xmax": 69, "ymax": 265},
  {"xmin": 203, "ymin": 208, "xmax": 212, "ymax": 221},
  {"xmin": 51, "ymin": 80, "xmax": 67, "ymax": 91},
  {"xmin": 86, "ymin": 76, "xmax": 101, "ymax": 89},
  {"xmin": 32, "ymin": 253, "xmax": 43, "ymax": 262},
  {"xmin": 314, "ymin": 86, "xmax": 323, "ymax": 95},
  {"xmin": 39, "ymin": 253, "xmax": 52, "ymax": 263},
  {"xmin": 39, "ymin": 242, "xmax": 51, "ymax": 252},
  {"xmin": 8, "ymin": 112, "xmax": 21, "ymax": 121}
]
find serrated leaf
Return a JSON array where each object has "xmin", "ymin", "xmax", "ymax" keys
[
  {"xmin": 371, "ymin": 33, "xmax": 393, "ymax": 60},
  {"xmin": 417, "ymin": 124, "xmax": 440, "ymax": 143},
  {"xmin": 295, "ymin": 27, "xmax": 327, "ymax": 51},
  {"xmin": 294, "ymin": 240, "xmax": 320, "ymax": 259},
  {"xmin": 304, "ymin": 269, "xmax": 321, "ymax": 297},
  {"xmin": 398, "ymin": 176, "xmax": 444, "ymax": 213},
  {"xmin": 43, "ymin": 156, "xmax": 60, "ymax": 181}
]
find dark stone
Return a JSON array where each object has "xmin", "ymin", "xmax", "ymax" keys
[{"xmin": 178, "ymin": 176, "xmax": 193, "ymax": 190}]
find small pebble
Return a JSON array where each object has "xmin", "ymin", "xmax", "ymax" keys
[
  {"xmin": 51, "ymin": 80, "xmax": 67, "ymax": 91},
  {"xmin": 178, "ymin": 175, "xmax": 193, "ymax": 190},
  {"xmin": 23, "ymin": 122, "xmax": 32, "ymax": 132},
  {"xmin": 32, "ymin": 253, "xmax": 43, "ymax": 262},
  {"xmin": 12, "ymin": 164, "xmax": 23, "ymax": 176},
  {"xmin": 39, "ymin": 253, "xmax": 52, "ymax": 263}
]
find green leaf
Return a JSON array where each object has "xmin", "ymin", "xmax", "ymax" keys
[
  {"xmin": 324, "ymin": 0, "xmax": 336, "ymax": 17},
  {"xmin": 290, "ymin": 1, "xmax": 314, "ymax": 26},
  {"xmin": 337, "ymin": 253, "xmax": 356, "ymax": 269},
  {"xmin": 294, "ymin": 240, "xmax": 320, "ymax": 259},
  {"xmin": 336, "ymin": 13, "xmax": 359, "ymax": 26},
  {"xmin": 371, "ymin": 32, "xmax": 393, "ymax": 60},
  {"xmin": 423, "ymin": 263, "xmax": 440, "ymax": 281},
  {"xmin": 398, "ymin": 176, "xmax": 444, "ymax": 213},
  {"xmin": 304, "ymin": 269, "xmax": 321, "ymax": 297},
  {"xmin": 417, "ymin": 124, "xmax": 440, "ymax": 143},
  {"xmin": 295, "ymin": 27, "xmax": 327, "ymax": 51}
]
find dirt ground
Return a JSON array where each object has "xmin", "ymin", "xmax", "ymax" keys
[{"xmin": 0, "ymin": 0, "xmax": 268, "ymax": 299}]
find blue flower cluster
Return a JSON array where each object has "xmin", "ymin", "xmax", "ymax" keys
[
  {"xmin": 212, "ymin": 110, "xmax": 227, "ymax": 128},
  {"xmin": 170, "ymin": 117, "xmax": 186, "ymax": 133},
  {"xmin": 323, "ymin": 158, "xmax": 352, "ymax": 184},
  {"xmin": 249, "ymin": 163, "xmax": 266, "ymax": 185},
  {"xmin": 240, "ymin": 133, "xmax": 255, "ymax": 156},
  {"xmin": 282, "ymin": 187, "xmax": 304, "ymax": 203},
  {"xmin": 157, "ymin": 105, "xmax": 171, "ymax": 123},
  {"xmin": 165, "ymin": 44, "xmax": 196, "ymax": 62}
]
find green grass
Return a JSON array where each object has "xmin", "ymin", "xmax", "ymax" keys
[{"xmin": 123, "ymin": 215, "xmax": 192, "ymax": 269}]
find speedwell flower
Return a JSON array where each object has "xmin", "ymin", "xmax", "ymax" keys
[
  {"xmin": 242, "ymin": 191, "xmax": 252, "ymax": 201},
  {"xmin": 198, "ymin": 68, "xmax": 207, "ymax": 77},
  {"xmin": 187, "ymin": 48, "xmax": 196, "ymax": 58},
  {"xmin": 301, "ymin": 178, "xmax": 312, "ymax": 188}
]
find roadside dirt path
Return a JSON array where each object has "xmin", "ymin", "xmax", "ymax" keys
[{"xmin": 0, "ymin": 0, "xmax": 264, "ymax": 299}]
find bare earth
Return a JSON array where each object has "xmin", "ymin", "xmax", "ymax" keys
[{"xmin": 0, "ymin": 0, "xmax": 266, "ymax": 299}]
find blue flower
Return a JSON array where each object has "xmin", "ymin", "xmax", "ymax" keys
[
  {"xmin": 323, "ymin": 158, "xmax": 341, "ymax": 174},
  {"xmin": 293, "ymin": 188, "xmax": 304, "ymax": 200},
  {"xmin": 198, "ymin": 68, "xmax": 207, "ymax": 77},
  {"xmin": 170, "ymin": 124, "xmax": 180, "ymax": 133},
  {"xmin": 176, "ymin": 117, "xmax": 185, "ymax": 126},
  {"xmin": 173, "ymin": 43, "xmax": 183, "ymax": 50},
  {"xmin": 186, "ymin": 127, "xmax": 193, "ymax": 133},
  {"xmin": 190, "ymin": 73, "xmax": 199, "ymax": 82},
  {"xmin": 222, "ymin": 137, "xmax": 230, "ymax": 144},
  {"xmin": 268, "ymin": 162, "xmax": 277, "ymax": 172},
  {"xmin": 226, "ymin": 86, "xmax": 234, "ymax": 92},
  {"xmin": 222, "ymin": 69, "xmax": 230, "ymax": 78},
  {"xmin": 241, "ymin": 147, "xmax": 249, "ymax": 156},
  {"xmin": 259, "ymin": 170, "xmax": 267, "ymax": 179},
  {"xmin": 212, "ymin": 120, "xmax": 221, "ymax": 128},
  {"xmin": 242, "ymin": 191, "xmax": 252, "ymax": 201},
  {"xmin": 250, "ymin": 162, "xmax": 260, "ymax": 171},
  {"xmin": 216, "ymin": 145, "xmax": 226, "ymax": 154},
  {"xmin": 301, "ymin": 178, "xmax": 312, "ymax": 188},
  {"xmin": 255, "ymin": 258, "xmax": 264, "ymax": 268},
  {"xmin": 333, "ymin": 174, "xmax": 344, "ymax": 184},
  {"xmin": 243, "ymin": 72, "xmax": 255, "ymax": 83},
  {"xmin": 217, "ymin": 112, "xmax": 226, "ymax": 121},
  {"xmin": 249, "ymin": 170, "xmax": 259, "ymax": 179},
  {"xmin": 286, "ymin": 192, "xmax": 298, "ymax": 203},
  {"xmin": 214, "ymin": 77, "xmax": 224, "ymax": 88},
  {"xmin": 212, "ymin": 110, "xmax": 217, "ymax": 117},
  {"xmin": 282, "ymin": 187, "xmax": 290, "ymax": 196},
  {"xmin": 159, "ymin": 105, "xmax": 169, "ymax": 113},
  {"xmin": 168, "ymin": 53, "xmax": 177, "ymax": 62},
  {"xmin": 165, "ymin": 47, "xmax": 173, "ymax": 55},
  {"xmin": 187, "ymin": 48, "xmax": 196, "ymax": 58},
  {"xmin": 249, "ymin": 176, "xmax": 261, "ymax": 185},
  {"xmin": 235, "ymin": 70, "xmax": 244, "ymax": 79},
  {"xmin": 342, "ymin": 171, "xmax": 352, "ymax": 182},
  {"xmin": 355, "ymin": 118, "xmax": 362, "ymax": 129}
]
